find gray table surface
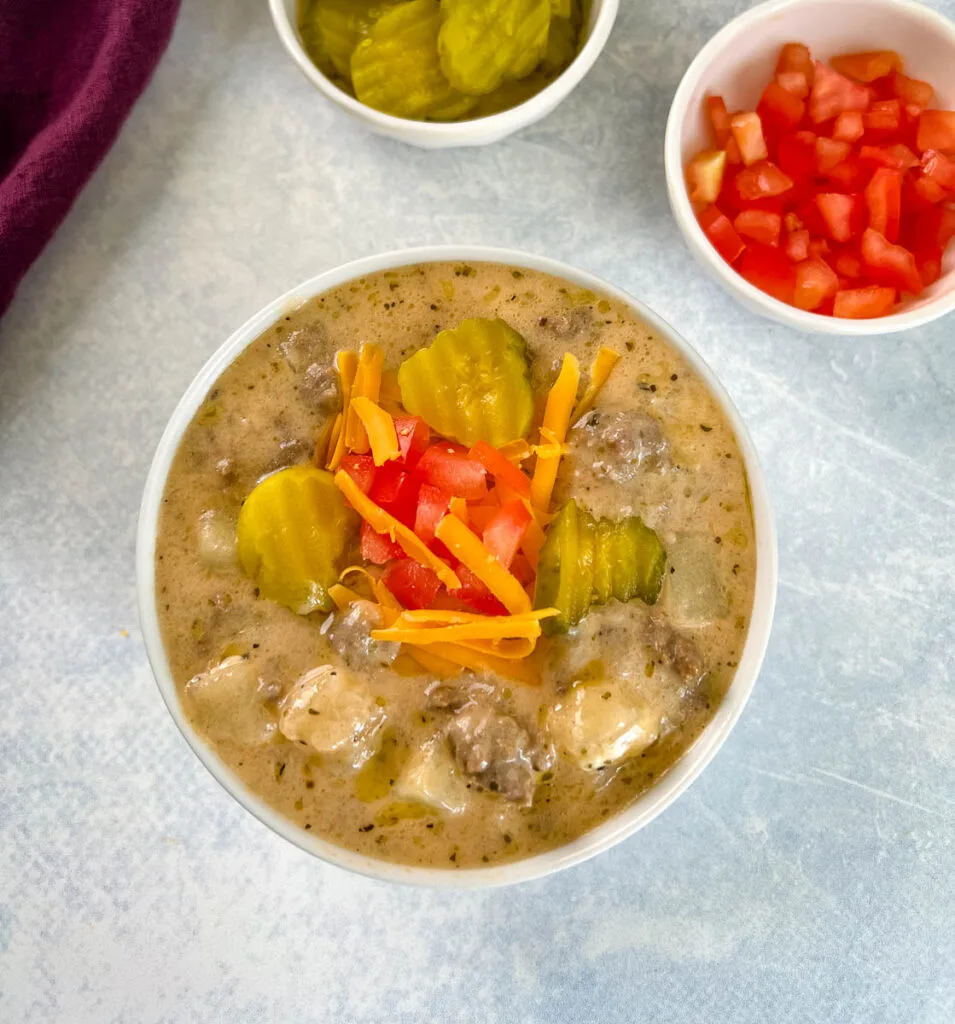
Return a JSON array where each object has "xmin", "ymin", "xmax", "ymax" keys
[{"xmin": 2, "ymin": 0, "xmax": 954, "ymax": 1021}]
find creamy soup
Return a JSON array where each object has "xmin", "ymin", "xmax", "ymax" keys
[{"xmin": 155, "ymin": 261, "xmax": 756, "ymax": 869}]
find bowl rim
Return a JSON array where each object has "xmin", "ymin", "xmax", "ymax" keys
[
  {"xmin": 136, "ymin": 244, "xmax": 779, "ymax": 889},
  {"xmin": 266, "ymin": 0, "xmax": 620, "ymax": 139},
  {"xmin": 664, "ymin": 0, "xmax": 955, "ymax": 336}
]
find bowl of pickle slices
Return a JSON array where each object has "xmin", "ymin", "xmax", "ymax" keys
[{"xmin": 269, "ymin": 0, "xmax": 620, "ymax": 148}]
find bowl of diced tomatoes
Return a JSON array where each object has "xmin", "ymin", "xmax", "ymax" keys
[{"xmin": 665, "ymin": 0, "xmax": 955, "ymax": 333}]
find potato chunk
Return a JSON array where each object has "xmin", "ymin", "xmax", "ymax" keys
[
  {"xmin": 184, "ymin": 656, "xmax": 276, "ymax": 746},
  {"xmin": 197, "ymin": 509, "xmax": 238, "ymax": 571},
  {"xmin": 278, "ymin": 665, "xmax": 384, "ymax": 769},
  {"xmin": 392, "ymin": 736, "xmax": 470, "ymax": 814},
  {"xmin": 548, "ymin": 683, "xmax": 659, "ymax": 771}
]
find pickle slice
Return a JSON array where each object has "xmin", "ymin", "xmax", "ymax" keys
[
  {"xmin": 312, "ymin": 0, "xmax": 404, "ymax": 78},
  {"xmin": 541, "ymin": 0, "xmax": 580, "ymax": 74},
  {"xmin": 397, "ymin": 317, "xmax": 534, "ymax": 447},
  {"xmin": 473, "ymin": 71, "xmax": 551, "ymax": 116},
  {"xmin": 236, "ymin": 465, "xmax": 357, "ymax": 615},
  {"xmin": 535, "ymin": 500, "xmax": 667, "ymax": 633},
  {"xmin": 438, "ymin": 0, "xmax": 551, "ymax": 96},
  {"xmin": 351, "ymin": 0, "xmax": 478, "ymax": 121}
]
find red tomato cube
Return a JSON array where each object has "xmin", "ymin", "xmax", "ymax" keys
[
  {"xmin": 468, "ymin": 441, "xmax": 531, "ymax": 499},
  {"xmin": 776, "ymin": 71, "xmax": 809, "ymax": 98},
  {"xmin": 758, "ymin": 81, "xmax": 806, "ymax": 133},
  {"xmin": 793, "ymin": 258, "xmax": 839, "ymax": 310},
  {"xmin": 816, "ymin": 136, "xmax": 852, "ymax": 173},
  {"xmin": 860, "ymin": 227, "xmax": 924, "ymax": 295},
  {"xmin": 912, "ymin": 174, "xmax": 951, "ymax": 204},
  {"xmin": 687, "ymin": 149, "xmax": 728, "ymax": 204},
  {"xmin": 482, "ymin": 499, "xmax": 532, "ymax": 569},
  {"xmin": 415, "ymin": 443, "xmax": 487, "ymax": 501},
  {"xmin": 864, "ymin": 167, "xmax": 902, "ymax": 241},
  {"xmin": 833, "ymin": 111, "xmax": 865, "ymax": 142},
  {"xmin": 830, "ymin": 50, "xmax": 902, "ymax": 83},
  {"xmin": 730, "ymin": 111, "xmax": 770, "ymax": 166},
  {"xmin": 706, "ymin": 95, "xmax": 742, "ymax": 163},
  {"xmin": 738, "ymin": 242, "xmax": 797, "ymax": 303},
  {"xmin": 735, "ymin": 161, "xmax": 795, "ymax": 201},
  {"xmin": 454, "ymin": 565, "xmax": 509, "ymax": 616},
  {"xmin": 914, "ymin": 247, "xmax": 943, "ymax": 287},
  {"xmin": 698, "ymin": 205, "xmax": 747, "ymax": 264},
  {"xmin": 917, "ymin": 111, "xmax": 955, "ymax": 153},
  {"xmin": 360, "ymin": 520, "xmax": 403, "ymax": 565},
  {"xmin": 776, "ymin": 130, "xmax": 818, "ymax": 182},
  {"xmin": 833, "ymin": 285, "xmax": 897, "ymax": 318},
  {"xmin": 413, "ymin": 483, "xmax": 451, "ymax": 544},
  {"xmin": 785, "ymin": 228, "xmax": 811, "ymax": 262},
  {"xmin": 864, "ymin": 100, "xmax": 901, "ymax": 139},
  {"xmin": 381, "ymin": 559, "xmax": 442, "ymax": 610},
  {"xmin": 905, "ymin": 205, "xmax": 955, "ymax": 251},
  {"xmin": 921, "ymin": 149, "xmax": 955, "ymax": 192},
  {"xmin": 339, "ymin": 453, "xmax": 376, "ymax": 495},
  {"xmin": 891, "ymin": 72, "xmax": 934, "ymax": 110},
  {"xmin": 776, "ymin": 43, "xmax": 815, "ymax": 83},
  {"xmin": 734, "ymin": 210, "xmax": 782, "ymax": 246},
  {"xmin": 810, "ymin": 62, "xmax": 871, "ymax": 123},
  {"xmin": 393, "ymin": 416, "xmax": 430, "ymax": 469},
  {"xmin": 859, "ymin": 143, "xmax": 919, "ymax": 170},
  {"xmin": 816, "ymin": 193, "xmax": 865, "ymax": 242},
  {"xmin": 369, "ymin": 463, "xmax": 420, "ymax": 525}
]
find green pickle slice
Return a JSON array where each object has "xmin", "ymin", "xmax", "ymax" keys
[
  {"xmin": 397, "ymin": 316, "xmax": 534, "ymax": 447},
  {"xmin": 236, "ymin": 465, "xmax": 357, "ymax": 616},
  {"xmin": 350, "ymin": 0, "xmax": 478, "ymax": 121},
  {"xmin": 437, "ymin": 0, "xmax": 552, "ymax": 96},
  {"xmin": 311, "ymin": 0, "xmax": 404, "ymax": 78},
  {"xmin": 536, "ymin": 500, "xmax": 667, "ymax": 634},
  {"xmin": 541, "ymin": 0, "xmax": 581, "ymax": 75}
]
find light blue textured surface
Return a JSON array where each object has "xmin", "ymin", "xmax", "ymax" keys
[{"xmin": 2, "ymin": 0, "xmax": 954, "ymax": 1021}]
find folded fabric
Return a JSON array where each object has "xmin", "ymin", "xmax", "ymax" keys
[{"xmin": 0, "ymin": 0, "xmax": 181, "ymax": 317}]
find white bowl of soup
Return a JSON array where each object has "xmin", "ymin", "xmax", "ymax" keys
[
  {"xmin": 137, "ymin": 246, "xmax": 777, "ymax": 887},
  {"xmin": 268, "ymin": 0, "xmax": 619, "ymax": 149}
]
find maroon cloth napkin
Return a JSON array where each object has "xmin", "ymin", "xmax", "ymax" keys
[{"xmin": 0, "ymin": 0, "xmax": 181, "ymax": 316}]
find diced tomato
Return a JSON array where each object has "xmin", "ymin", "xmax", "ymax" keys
[
  {"xmin": 917, "ymin": 110, "xmax": 955, "ymax": 153},
  {"xmin": 810, "ymin": 62, "xmax": 871, "ymax": 124},
  {"xmin": 339, "ymin": 453, "xmax": 376, "ymax": 495},
  {"xmin": 758, "ymin": 81, "xmax": 806, "ymax": 133},
  {"xmin": 734, "ymin": 160, "xmax": 795, "ymax": 201},
  {"xmin": 687, "ymin": 149, "xmax": 728, "ymax": 205},
  {"xmin": 914, "ymin": 246, "xmax": 944, "ymax": 287},
  {"xmin": 730, "ymin": 111, "xmax": 769, "ymax": 166},
  {"xmin": 468, "ymin": 440, "xmax": 531, "ymax": 499},
  {"xmin": 776, "ymin": 71, "xmax": 809, "ymax": 99},
  {"xmin": 859, "ymin": 143, "xmax": 919, "ymax": 170},
  {"xmin": 738, "ymin": 242, "xmax": 797, "ymax": 303},
  {"xmin": 833, "ymin": 110, "xmax": 865, "ymax": 142},
  {"xmin": 393, "ymin": 416, "xmax": 430, "ymax": 469},
  {"xmin": 776, "ymin": 130, "xmax": 818, "ymax": 182},
  {"xmin": 891, "ymin": 72, "xmax": 933, "ymax": 110},
  {"xmin": 706, "ymin": 95, "xmax": 742, "ymax": 163},
  {"xmin": 833, "ymin": 285, "xmax": 897, "ymax": 318},
  {"xmin": 808, "ymin": 237, "xmax": 830, "ymax": 260},
  {"xmin": 481, "ymin": 499, "xmax": 532, "ymax": 570},
  {"xmin": 816, "ymin": 136, "xmax": 851, "ymax": 173},
  {"xmin": 454, "ymin": 565, "xmax": 508, "ymax": 616},
  {"xmin": 864, "ymin": 167, "xmax": 902, "ymax": 241},
  {"xmin": 734, "ymin": 209, "xmax": 782, "ymax": 246},
  {"xmin": 864, "ymin": 100, "xmax": 901, "ymax": 139},
  {"xmin": 785, "ymin": 228, "xmax": 811, "ymax": 261},
  {"xmin": 828, "ymin": 245, "xmax": 864, "ymax": 279},
  {"xmin": 830, "ymin": 50, "xmax": 902, "ymax": 83},
  {"xmin": 824, "ymin": 158, "xmax": 868, "ymax": 191},
  {"xmin": 904, "ymin": 205, "xmax": 955, "ymax": 251},
  {"xmin": 860, "ymin": 227, "xmax": 924, "ymax": 295},
  {"xmin": 921, "ymin": 149, "xmax": 955, "ymax": 192},
  {"xmin": 698, "ymin": 205, "xmax": 747, "ymax": 264},
  {"xmin": 381, "ymin": 559, "xmax": 442, "ymax": 611},
  {"xmin": 777, "ymin": 43, "xmax": 815, "ymax": 84},
  {"xmin": 816, "ymin": 192, "xmax": 864, "ymax": 242},
  {"xmin": 415, "ymin": 442, "xmax": 487, "ymax": 501},
  {"xmin": 793, "ymin": 258, "xmax": 839, "ymax": 310},
  {"xmin": 369, "ymin": 462, "xmax": 420, "ymax": 526},
  {"xmin": 913, "ymin": 174, "xmax": 950, "ymax": 204},
  {"xmin": 360, "ymin": 520, "xmax": 403, "ymax": 565},
  {"xmin": 413, "ymin": 483, "xmax": 451, "ymax": 544}
]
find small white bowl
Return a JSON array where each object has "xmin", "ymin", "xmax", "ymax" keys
[
  {"xmin": 137, "ymin": 246, "xmax": 778, "ymax": 888},
  {"xmin": 665, "ymin": 0, "xmax": 955, "ymax": 335},
  {"xmin": 268, "ymin": 0, "xmax": 619, "ymax": 149}
]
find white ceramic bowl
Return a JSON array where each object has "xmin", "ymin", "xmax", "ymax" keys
[
  {"xmin": 665, "ymin": 0, "xmax": 955, "ymax": 335},
  {"xmin": 268, "ymin": 0, "xmax": 619, "ymax": 149},
  {"xmin": 137, "ymin": 245, "xmax": 778, "ymax": 888}
]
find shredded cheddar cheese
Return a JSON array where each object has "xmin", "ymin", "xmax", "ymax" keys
[
  {"xmin": 334, "ymin": 470, "xmax": 461, "ymax": 590},
  {"xmin": 349, "ymin": 397, "xmax": 400, "ymax": 466},
  {"xmin": 402, "ymin": 646, "xmax": 461, "ymax": 679},
  {"xmin": 572, "ymin": 346, "xmax": 621, "ymax": 426},
  {"xmin": 345, "ymin": 343, "xmax": 384, "ymax": 452},
  {"xmin": 328, "ymin": 583, "xmax": 361, "ymax": 609},
  {"xmin": 434, "ymin": 514, "xmax": 531, "ymax": 615},
  {"xmin": 425, "ymin": 642, "xmax": 540, "ymax": 685},
  {"xmin": 327, "ymin": 350, "xmax": 358, "ymax": 471},
  {"xmin": 313, "ymin": 413, "xmax": 340, "ymax": 467},
  {"xmin": 529, "ymin": 353, "xmax": 580, "ymax": 513}
]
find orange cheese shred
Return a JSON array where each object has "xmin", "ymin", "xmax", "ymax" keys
[
  {"xmin": 425, "ymin": 642, "xmax": 541, "ymax": 685},
  {"xmin": 313, "ymin": 412, "xmax": 340, "ymax": 468},
  {"xmin": 327, "ymin": 350, "xmax": 358, "ymax": 471},
  {"xmin": 328, "ymin": 583, "xmax": 361, "ymax": 610},
  {"xmin": 334, "ymin": 470, "xmax": 461, "ymax": 590},
  {"xmin": 434, "ymin": 514, "xmax": 531, "ymax": 614},
  {"xmin": 345, "ymin": 342, "xmax": 384, "ymax": 453},
  {"xmin": 529, "ymin": 353, "xmax": 580, "ymax": 513},
  {"xmin": 349, "ymin": 397, "xmax": 400, "ymax": 466},
  {"xmin": 571, "ymin": 346, "xmax": 621, "ymax": 426},
  {"xmin": 402, "ymin": 646, "xmax": 462, "ymax": 679}
]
